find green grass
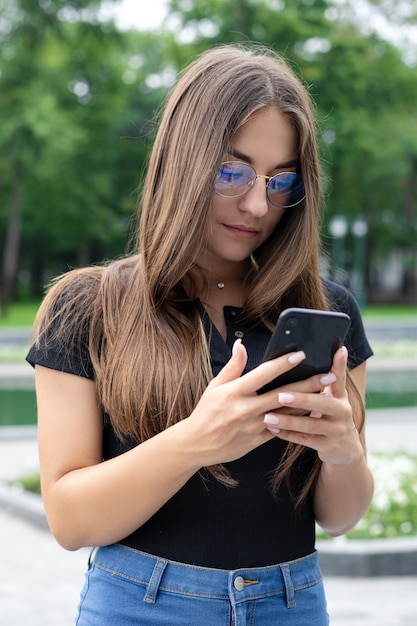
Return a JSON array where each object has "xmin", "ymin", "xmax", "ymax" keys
[
  {"xmin": 0, "ymin": 300, "xmax": 416, "ymax": 329},
  {"xmin": 0, "ymin": 301, "xmax": 41, "ymax": 328},
  {"xmin": 0, "ymin": 346, "xmax": 28, "ymax": 363},
  {"xmin": 362, "ymin": 305, "xmax": 417, "ymax": 320}
]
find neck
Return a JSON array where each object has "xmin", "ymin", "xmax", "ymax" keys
[
  {"xmin": 212, "ymin": 258, "xmax": 252, "ymax": 286},
  {"xmin": 204, "ymin": 269, "xmax": 251, "ymax": 310},
  {"xmin": 192, "ymin": 258, "xmax": 253, "ymax": 305}
]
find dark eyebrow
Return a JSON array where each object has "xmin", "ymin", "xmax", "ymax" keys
[{"xmin": 228, "ymin": 148, "xmax": 297, "ymax": 170}]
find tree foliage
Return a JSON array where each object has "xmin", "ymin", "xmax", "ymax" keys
[
  {"xmin": 0, "ymin": 0, "xmax": 416, "ymax": 305},
  {"xmin": 0, "ymin": 0, "xmax": 172, "ymax": 305}
]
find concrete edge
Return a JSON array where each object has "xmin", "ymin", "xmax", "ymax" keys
[
  {"xmin": 0, "ymin": 425, "xmax": 38, "ymax": 440},
  {"xmin": 1, "ymin": 479, "xmax": 416, "ymax": 576},
  {"xmin": 317, "ymin": 536, "xmax": 417, "ymax": 576},
  {"xmin": 0, "ymin": 481, "xmax": 48, "ymax": 531}
]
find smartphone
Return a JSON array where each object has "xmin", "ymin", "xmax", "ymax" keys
[{"xmin": 257, "ymin": 307, "xmax": 351, "ymax": 393}]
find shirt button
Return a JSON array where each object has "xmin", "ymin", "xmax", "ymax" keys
[
  {"xmin": 234, "ymin": 330, "xmax": 244, "ymax": 339},
  {"xmin": 234, "ymin": 576, "xmax": 245, "ymax": 591},
  {"xmin": 231, "ymin": 309, "xmax": 238, "ymax": 317}
]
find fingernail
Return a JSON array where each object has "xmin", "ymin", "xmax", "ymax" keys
[
  {"xmin": 320, "ymin": 372, "xmax": 337, "ymax": 385},
  {"xmin": 288, "ymin": 351, "xmax": 306, "ymax": 365},
  {"xmin": 341, "ymin": 346, "xmax": 348, "ymax": 359},
  {"xmin": 266, "ymin": 426, "xmax": 281, "ymax": 435},
  {"xmin": 232, "ymin": 338, "xmax": 241, "ymax": 359},
  {"xmin": 264, "ymin": 413, "xmax": 280, "ymax": 426},
  {"xmin": 278, "ymin": 392, "xmax": 295, "ymax": 404}
]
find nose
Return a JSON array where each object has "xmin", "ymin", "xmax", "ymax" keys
[{"xmin": 237, "ymin": 177, "xmax": 269, "ymax": 217}]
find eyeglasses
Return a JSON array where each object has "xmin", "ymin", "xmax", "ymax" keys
[{"xmin": 214, "ymin": 161, "xmax": 305, "ymax": 209}]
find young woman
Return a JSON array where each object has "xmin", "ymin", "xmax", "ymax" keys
[{"xmin": 27, "ymin": 44, "xmax": 374, "ymax": 625}]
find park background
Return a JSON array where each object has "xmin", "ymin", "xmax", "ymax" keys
[{"xmin": 1, "ymin": 0, "xmax": 417, "ymax": 310}]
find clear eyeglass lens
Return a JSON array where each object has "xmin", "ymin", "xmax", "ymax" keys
[
  {"xmin": 267, "ymin": 172, "xmax": 305, "ymax": 208},
  {"xmin": 214, "ymin": 161, "xmax": 305, "ymax": 209},
  {"xmin": 215, "ymin": 162, "xmax": 255, "ymax": 196}
]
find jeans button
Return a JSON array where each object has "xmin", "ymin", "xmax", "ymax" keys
[{"xmin": 234, "ymin": 576, "xmax": 245, "ymax": 591}]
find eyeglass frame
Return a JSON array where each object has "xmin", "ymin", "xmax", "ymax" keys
[{"xmin": 214, "ymin": 160, "xmax": 305, "ymax": 209}]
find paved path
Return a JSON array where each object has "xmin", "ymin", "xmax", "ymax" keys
[{"xmin": 0, "ymin": 510, "xmax": 89, "ymax": 626}]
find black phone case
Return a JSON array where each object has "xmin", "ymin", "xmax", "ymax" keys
[{"xmin": 258, "ymin": 307, "xmax": 351, "ymax": 393}]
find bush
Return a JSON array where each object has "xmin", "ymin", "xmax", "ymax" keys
[
  {"xmin": 317, "ymin": 451, "xmax": 417, "ymax": 540},
  {"xmin": 13, "ymin": 472, "xmax": 41, "ymax": 495}
]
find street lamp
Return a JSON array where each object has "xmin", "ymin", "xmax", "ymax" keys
[
  {"xmin": 351, "ymin": 217, "xmax": 368, "ymax": 308},
  {"xmin": 328, "ymin": 215, "xmax": 348, "ymax": 286}
]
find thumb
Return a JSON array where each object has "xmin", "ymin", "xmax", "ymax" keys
[
  {"xmin": 210, "ymin": 338, "xmax": 247, "ymax": 387},
  {"xmin": 327, "ymin": 346, "xmax": 348, "ymax": 397}
]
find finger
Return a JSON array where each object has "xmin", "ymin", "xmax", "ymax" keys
[
  {"xmin": 242, "ymin": 350, "xmax": 306, "ymax": 395},
  {"xmin": 264, "ymin": 412, "xmax": 281, "ymax": 434},
  {"xmin": 264, "ymin": 410, "xmax": 327, "ymax": 441},
  {"xmin": 327, "ymin": 346, "xmax": 348, "ymax": 398},
  {"xmin": 256, "ymin": 367, "xmax": 327, "ymax": 414},
  {"xmin": 209, "ymin": 339, "xmax": 248, "ymax": 387},
  {"xmin": 276, "ymin": 390, "xmax": 337, "ymax": 417}
]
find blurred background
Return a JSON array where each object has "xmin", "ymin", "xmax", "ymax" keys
[{"xmin": 1, "ymin": 0, "xmax": 417, "ymax": 310}]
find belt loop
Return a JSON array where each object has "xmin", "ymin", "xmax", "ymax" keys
[
  {"xmin": 279, "ymin": 563, "xmax": 295, "ymax": 609},
  {"xmin": 88, "ymin": 546, "xmax": 98, "ymax": 568},
  {"xmin": 144, "ymin": 558, "xmax": 167, "ymax": 603}
]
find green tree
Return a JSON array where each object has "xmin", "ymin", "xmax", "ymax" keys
[
  {"xmin": 0, "ymin": 0, "xmax": 109, "ymax": 306},
  {"xmin": 0, "ymin": 0, "xmax": 174, "ymax": 302}
]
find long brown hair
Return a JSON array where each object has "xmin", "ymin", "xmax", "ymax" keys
[{"xmin": 33, "ymin": 44, "xmax": 364, "ymax": 503}]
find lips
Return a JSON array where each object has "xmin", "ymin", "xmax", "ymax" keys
[{"xmin": 223, "ymin": 224, "xmax": 259, "ymax": 239}]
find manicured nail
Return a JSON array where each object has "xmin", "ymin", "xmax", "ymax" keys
[
  {"xmin": 278, "ymin": 392, "xmax": 295, "ymax": 404},
  {"xmin": 288, "ymin": 351, "xmax": 306, "ymax": 365},
  {"xmin": 320, "ymin": 372, "xmax": 337, "ymax": 385},
  {"xmin": 267, "ymin": 426, "xmax": 281, "ymax": 435},
  {"xmin": 232, "ymin": 338, "xmax": 241, "ymax": 358},
  {"xmin": 264, "ymin": 413, "xmax": 280, "ymax": 426}
]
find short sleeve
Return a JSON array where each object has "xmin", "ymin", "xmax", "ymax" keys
[
  {"xmin": 26, "ymin": 292, "xmax": 95, "ymax": 380},
  {"xmin": 323, "ymin": 280, "xmax": 373, "ymax": 370}
]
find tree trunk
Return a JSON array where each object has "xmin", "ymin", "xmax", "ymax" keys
[{"xmin": 1, "ymin": 164, "xmax": 22, "ymax": 313}]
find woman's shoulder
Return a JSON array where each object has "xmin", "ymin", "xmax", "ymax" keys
[
  {"xmin": 322, "ymin": 279, "xmax": 359, "ymax": 315},
  {"xmin": 27, "ymin": 255, "xmax": 141, "ymax": 377},
  {"xmin": 321, "ymin": 278, "xmax": 373, "ymax": 367},
  {"xmin": 31, "ymin": 255, "xmax": 141, "ymax": 341},
  {"xmin": 43, "ymin": 255, "xmax": 140, "ymax": 309}
]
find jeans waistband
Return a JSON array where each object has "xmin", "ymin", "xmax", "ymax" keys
[{"xmin": 91, "ymin": 544, "xmax": 322, "ymax": 606}]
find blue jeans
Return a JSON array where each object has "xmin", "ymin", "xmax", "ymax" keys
[{"xmin": 75, "ymin": 544, "xmax": 329, "ymax": 625}]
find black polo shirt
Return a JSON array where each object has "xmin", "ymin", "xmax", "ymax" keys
[{"xmin": 27, "ymin": 280, "xmax": 372, "ymax": 568}]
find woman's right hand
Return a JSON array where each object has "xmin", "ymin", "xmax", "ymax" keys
[{"xmin": 183, "ymin": 339, "xmax": 317, "ymax": 467}]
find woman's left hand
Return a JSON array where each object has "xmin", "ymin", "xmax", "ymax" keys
[{"xmin": 264, "ymin": 346, "xmax": 363, "ymax": 465}]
